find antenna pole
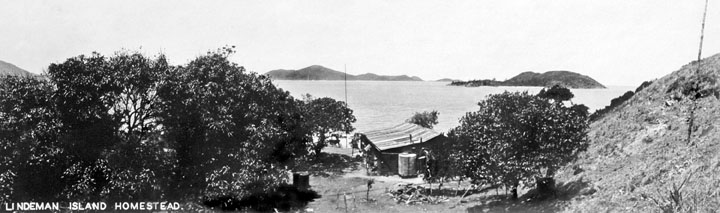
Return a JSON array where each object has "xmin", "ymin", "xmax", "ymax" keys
[
  {"xmin": 697, "ymin": 0, "xmax": 709, "ymax": 73},
  {"xmin": 688, "ymin": 0, "xmax": 710, "ymax": 145},
  {"xmin": 345, "ymin": 64, "xmax": 349, "ymax": 149},
  {"xmin": 345, "ymin": 64, "xmax": 348, "ymax": 105}
]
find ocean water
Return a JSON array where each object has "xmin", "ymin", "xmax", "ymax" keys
[{"xmin": 273, "ymin": 80, "xmax": 633, "ymax": 133}]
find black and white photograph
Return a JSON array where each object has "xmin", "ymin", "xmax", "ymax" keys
[{"xmin": 1, "ymin": 0, "xmax": 720, "ymax": 212}]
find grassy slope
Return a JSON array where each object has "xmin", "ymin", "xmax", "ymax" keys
[
  {"xmin": 555, "ymin": 54, "xmax": 720, "ymax": 212},
  {"xmin": 0, "ymin": 60, "xmax": 34, "ymax": 77}
]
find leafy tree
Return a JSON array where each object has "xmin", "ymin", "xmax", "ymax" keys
[
  {"xmin": 157, "ymin": 47, "xmax": 313, "ymax": 201},
  {"xmin": 1, "ymin": 51, "xmax": 174, "ymax": 201},
  {"xmin": 590, "ymin": 81, "xmax": 654, "ymax": 122},
  {"xmin": 301, "ymin": 94, "xmax": 356, "ymax": 156},
  {"xmin": 538, "ymin": 85, "xmax": 574, "ymax": 102},
  {"xmin": 406, "ymin": 110, "xmax": 439, "ymax": 129},
  {"xmin": 0, "ymin": 47, "xmax": 321, "ymax": 209},
  {"xmin": 450, "ymin": 91, "xmax": 588, "ymax": 199},
  {"xmin": 423, "ymin": 134, "xmax": 465, "ymax": 193},
  {"xmin": 47, "ymin": 51, "xmax": 171, "ymax": 200},
  {"xmin": 0, "ymin": 76, "xmax": 59, "ymax": 202}
]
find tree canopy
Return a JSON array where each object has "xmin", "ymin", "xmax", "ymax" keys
[
  {"xmin": 538, "ymin": 85, "xmax": 574, "ymax": 102},
  {"xmin": 301, "ymin": 94, "xmax": 356, "ymax": 156},
  {"xmin": 407, "ymin": 110, "xmax": 439, "ymax": 129},
  {"xmin": 0, "ymin": 47, "xmax": 352, "ymax": 208},
  {"xmin": 448, "ymin": 91, "xmax": 588, "ymax": 199}
]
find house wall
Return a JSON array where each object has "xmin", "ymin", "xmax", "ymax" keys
[
  {"xmin": 374, "ymin": 136, "xmax": 448, "ymax": 176},
  {"xmin": 383, "ymin": 137, "xmax": 446, "ymax": 154}
]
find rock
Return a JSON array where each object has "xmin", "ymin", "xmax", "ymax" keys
[{"xmin": 580, "ymin": 187, "xmax": 597, "ymax": 196}]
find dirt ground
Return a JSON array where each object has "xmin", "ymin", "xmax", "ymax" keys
[{"xmin": 298, "ymin": 147, "xmax": 567, "ymax": 213}]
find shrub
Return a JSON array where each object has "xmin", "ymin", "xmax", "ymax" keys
[{"xmin": 449, "ymin": 91, "xmax": 588, "ymax": 199}]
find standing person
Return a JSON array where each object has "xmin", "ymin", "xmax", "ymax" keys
[
  {"xmin": 364, "ymin": 143, "xmax": 374, "ymax": 175},
  {"xmin": 421, "ymin": 147, "xmax": 434, "ymax": 178}
]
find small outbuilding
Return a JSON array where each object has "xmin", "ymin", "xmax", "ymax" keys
[{"xmin": 353, "ymin": 123, "xmax": 448, "ymax": 176}]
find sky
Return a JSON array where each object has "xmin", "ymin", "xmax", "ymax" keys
[{"xmin": 1, "ymin": 0, "xmax": 719, "ymax": 86}]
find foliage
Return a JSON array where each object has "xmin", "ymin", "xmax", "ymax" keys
[
  {"xmin": 538, "ymin": 85, "xmax": 574, "ymax": 102},
  {"xmin": 0, "ymin": 76, "xmax": 59, "ymax": 202},
  {"xmin": 202, "ymin": 184, "xmax": 320, "ymax": 211},
  {"xmin": 449, "ymin": 91, "xmax": 588, "ymax": 199},
  {"xmin": 0, "ymin": 52, "xmax": 175, "ymax": 201},
  {"xmin": 301, "ymin": 94, "xmax": 356, "ymax": 156},
  {"xmin": 156, "ymin": 47, "xmax": 315, "ymax": 200},
  {"xmin": 590, "ymin": 80, "xmax": 654, "ymax": 122},
  {"xmin": 423, "ymin": 135, "xmax": 464, "ymax": 187},
  {"xmin": 0, "ymin": 47, "xmax": 340, "ymax": 207},
  {"xmin": 49, "ymin": 51, "xmax": 173, "ymax": 201},
  {"xmin": 666, "ymin": 72, "xmax": 719, "ymax": 143},
  {"xmin": 635, "ymin": 80, "xmax": 654, "ymax": 93},
  {"xmin": 406, "ymin": 110, "xmax": 439, "ymax": 129}
]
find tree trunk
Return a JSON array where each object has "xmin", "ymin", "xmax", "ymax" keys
[
  {"xmin": 511, "ymin": 182, "xmax": 519, "ymax": 200},
  {"xmin": 314, "ymin": 132, "xmax": 327, "ymax": 158},
  {"xmin": 366, "ymin": 187, "xmax": 370, "ymax": 201}
]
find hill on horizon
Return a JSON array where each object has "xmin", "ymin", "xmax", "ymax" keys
[
  {"xmin": 0, "ymin": 60, "xmax": 35, "ymax": 77},
  {"xmin": 553, "ymin": 53, "xmax": 720, "ymax": 211},
  {"xmin": 450, "ymin": 70, "xmax": 606, "ymax": 89},
  {"xmin": 505, "ymin": 70, "xmax": 606, "ymax": 88},
  {"xmin": 264, "ymin": 65, "xmax": 423, "ymax": 81}
]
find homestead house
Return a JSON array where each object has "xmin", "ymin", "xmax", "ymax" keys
[{"xmin": 353, "ymin": 123, "xmax": 448, "ymax": 176}]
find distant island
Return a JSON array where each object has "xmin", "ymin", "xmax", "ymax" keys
[
  {"xmin": 449, "ymin": 71, "xmax": 606, "ymax": 89},
  {"xmin": 265, "ymin": 65, "xmax": 423, "ymax": 81},
  {"xmin": 435, "ymin": 78, "xmax": 460, "ymax": 82}
]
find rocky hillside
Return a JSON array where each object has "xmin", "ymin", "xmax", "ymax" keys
[
  {"xmin": 265, "ymin": 65, "xmax": 423, "ymax": 81},
  {"xmin": 450, "ymin": 71, "xmax": 605, "ymax": 89},
  {"xmin": 554, "ymin": 54, "xmax": 720, "ymax": 212},
  {"xmin": 0, "ymin": 60, "xmax": 34, "ymax": 77}
]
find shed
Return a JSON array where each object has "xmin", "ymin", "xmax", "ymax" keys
[{"xmin": 355, "ymin": 123, "xmax": 447, "ymax": 175}]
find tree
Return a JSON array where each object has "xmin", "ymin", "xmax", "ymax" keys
[
  {"xmin": 46, "ymin": 51, "xmax": 171, "ymax": 200},
  {"xmin": 0, "ymin": 76, "xmax": 60, "ymax": 202},
  {"xmin": 666, "ymin": 73, "xmax": 719, "ymax": 144},
  {"xmin": 538, "ymin": 85, "xmax": 574, "ymax": 102},
  {"xmin": 301, "ymin": 94, "xmax": 356, "ymax": 156},
  {"xmin": 0, "ymin": 51, "xmax": 173, "ymax": 201},
  {"xmin": 450, "ymin": 91, "xmax": 588, "ymax": 199},
  {"xmin": 0, "ymin": 47, "xmax": 321, "ymax": 208},
  {"xmin": 157, "ymin": 47, "xmax": 314, "ymax": 201},
  {"xmin": 406, "ymin": 110, "xmax": 439, "ymax": 129},
  {"xmin": 423, "ymin": 135, "xmax": 464, "ymax": 193}
]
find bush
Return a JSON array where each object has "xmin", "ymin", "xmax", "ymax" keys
[
  {"xmin": 449, "ymin": 91, "xmax": 589, "ymax": 199},
  {"xmin": 407, "ymin": 110, "xmax": 439, "ymax": 129},
  {"xmin": 0, "ymin": 47, "xmax": 342, "ymax": 208}
]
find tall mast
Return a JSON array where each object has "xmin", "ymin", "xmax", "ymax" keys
[
  {"xmin": 345, "ymin": 64, "xmax": 348, "ymax": 106},
  {"xmin": 345, "ymin": 64, "xmax": 350, "ymax": 149}
]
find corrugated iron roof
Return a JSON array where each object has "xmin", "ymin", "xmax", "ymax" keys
[{"xmin": 361, "ymin": 123, "xmax": 441, "ymax": 151}]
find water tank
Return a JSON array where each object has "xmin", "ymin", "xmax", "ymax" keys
[
  {"xmin": 293, "ymin": 172, "xmax": 310, "ymax": 189},
  {"xmin": 398, "ymin": 153, "xmax": 417, "ymax": 178}
]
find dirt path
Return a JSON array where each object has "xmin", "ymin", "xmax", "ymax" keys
[{"xmin": 303, "ymin": 147, "xmax": 566, "ymax": 212}]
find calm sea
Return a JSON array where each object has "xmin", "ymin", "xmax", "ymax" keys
[{"xmin": 273, "ymin": 80, "xmax": 633, "ymax": 133}]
